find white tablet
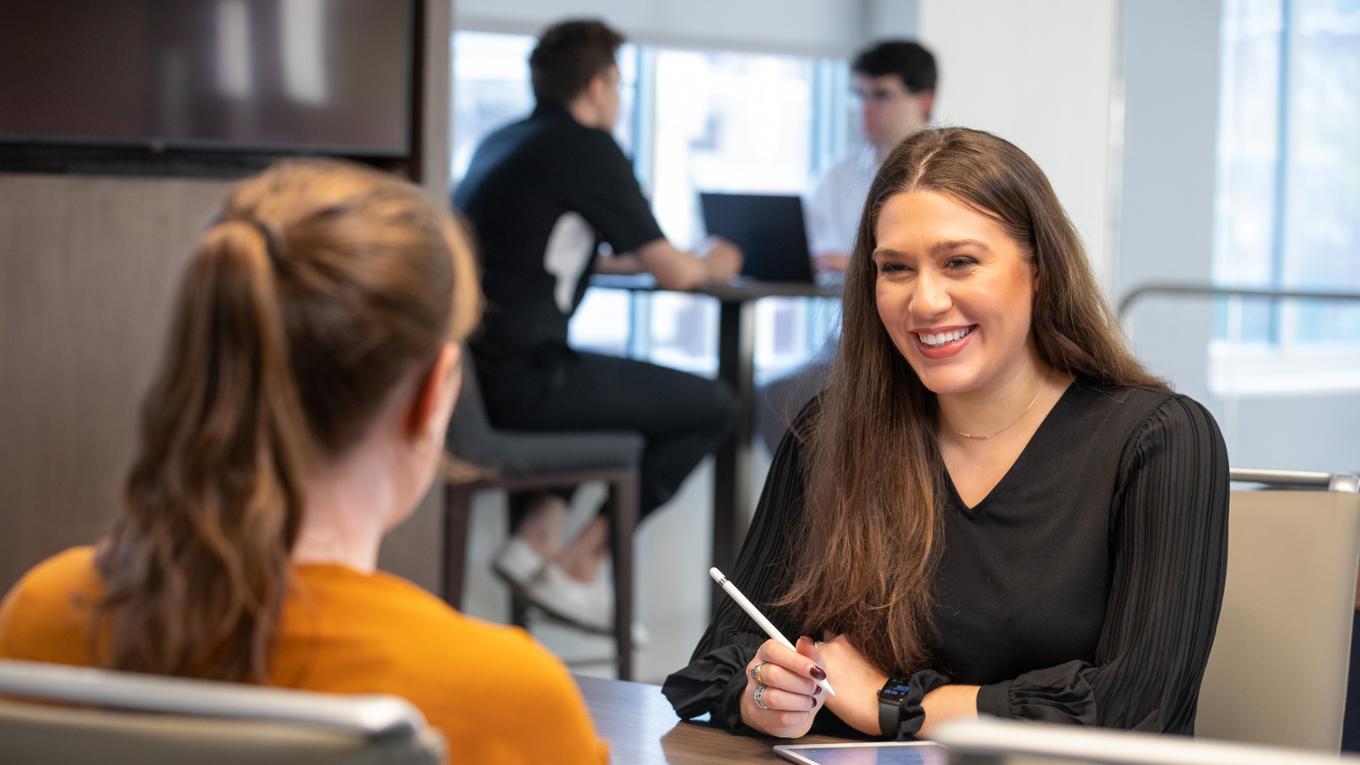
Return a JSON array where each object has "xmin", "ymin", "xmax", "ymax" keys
[{"xmin": 773, "ymin": 741, "xmax": 949, "ymax": 765}]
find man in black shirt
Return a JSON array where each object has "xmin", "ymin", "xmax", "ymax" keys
[{"xmin": 454, "ymin": 19, "xmax": 741, "ymax": 631}]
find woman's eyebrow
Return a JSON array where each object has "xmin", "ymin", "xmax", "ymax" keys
[{"xmin": 929, "ymin": 239, "xmax": 991, "ymax": 256}]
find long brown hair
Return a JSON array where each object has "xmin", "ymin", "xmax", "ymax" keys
[
  {"xmin": 92, "ymin": 160, "xmax": 480, "ymax": 682},
  {"xmin": 781, "ymin": 128, "xmax": 1162, "ymax": 675}
]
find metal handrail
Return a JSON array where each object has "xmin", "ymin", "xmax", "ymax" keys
[
  {"xmin": 1230, "ymin": 468, "xmax": 1360, "ymax": 494},
  {"xmin": 1116, "ymin": 282, "xmax": 1360, "ymax": 322}
]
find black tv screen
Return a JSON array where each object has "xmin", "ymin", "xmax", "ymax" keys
[{"xmin": 0, "ymin": 0, "xmax": 415, "ymax": 156}]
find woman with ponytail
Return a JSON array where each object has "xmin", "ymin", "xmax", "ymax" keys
[
  {"xmin": 0, "ymin": 160, "xmax": 607, "ymax": 764},
  {"xmin": 664, "ymin": 128, "xmax": 1229, "ymax": 741}
]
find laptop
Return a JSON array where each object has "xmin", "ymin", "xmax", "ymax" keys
[{"xmin": 699, "ymin": 192, "xmax": 816, "ymax": 284}]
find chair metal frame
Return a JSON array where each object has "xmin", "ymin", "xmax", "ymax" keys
[
  {"xmin": 440, "ymin": 466, "xmax": 639, "ymax": 680},
  {"xmin": 0, "ymin": 658, "xmax": 442, "ymax": 764}
]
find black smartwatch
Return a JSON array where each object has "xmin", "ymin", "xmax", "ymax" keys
[{"xmin": 877, "ymin": 677, "xmax": 912, "ymax": 738}]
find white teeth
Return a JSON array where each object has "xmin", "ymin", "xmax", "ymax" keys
[{"xmin": 918, "ymin": 327, "xmax": 971, "ymax": 347}]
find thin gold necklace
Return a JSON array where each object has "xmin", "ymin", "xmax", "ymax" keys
[{"xmin": 952, "ymin": 376, "xmax": 1049, "ymax": 440}]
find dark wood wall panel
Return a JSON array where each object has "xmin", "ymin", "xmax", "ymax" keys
[
  {"xmin": 0, "ymin": 175, "xmax": 229, "ymax": 590},
  {"xmin": 0, "ymin": 172, "xmax": 447, "ymax": 594}
]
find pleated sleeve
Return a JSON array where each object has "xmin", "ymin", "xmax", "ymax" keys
[
  {"xmin": 973, "ymin": 394, "xmax": 1230, "ymax": 733},
  {"xmin": 660, "ymin": 421, "xmax": 815, "ymax": 733}
]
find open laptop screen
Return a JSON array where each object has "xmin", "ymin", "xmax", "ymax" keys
[{"xmin": 699, "ymin": 192, "xmax": 815, "ymax": 283}]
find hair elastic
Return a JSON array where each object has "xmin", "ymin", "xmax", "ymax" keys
[{"xmin": 251, "ymin": 220, "xmax": 284, "ymax": 269}]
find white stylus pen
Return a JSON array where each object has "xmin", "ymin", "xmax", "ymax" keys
[{"xmin": 709, "ymin": 566, "xmax": 837, "ymax": 696}]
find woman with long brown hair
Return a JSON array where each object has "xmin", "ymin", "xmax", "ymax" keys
[
  {"xmin": 0, "ymin": 160, "xmax": 607, "ymax": 763},
  {"xmin": 663, "ymin": 128, "xmax": 1229, "ymax": 740}
]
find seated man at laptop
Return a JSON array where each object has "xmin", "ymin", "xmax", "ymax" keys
[
  {"xmin": 760, "ymin": 40, "xmax": 937, "ymax": 452},
  {"xmin": 454, "ymin": 19, "xmax": 742, "ymax": 631}
]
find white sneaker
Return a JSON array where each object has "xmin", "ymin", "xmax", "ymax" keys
[
  {"xmin": 491, "ymin": 538, "xmax": 547, "ymax": 592},
  {"xmin": 522, "ymin": 564, "xmax": 651, "ymax": 646},
  {"xmin": 523, "ymin": 563, "xmax": 612, "ymax": 632}
]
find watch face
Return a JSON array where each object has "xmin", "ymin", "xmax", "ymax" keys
[{"xmin": 879, "ymin": 680, "xmax": 912, "ymax": 701}]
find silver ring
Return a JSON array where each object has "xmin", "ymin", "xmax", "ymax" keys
[
  {"xmin": 750, "ymin": 662, "xmax": 765, "ymax": 685},
  {"xmin": 753, "ymin": 683, "xmax": 769, "ymax": 710}
]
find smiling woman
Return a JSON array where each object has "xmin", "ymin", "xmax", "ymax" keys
[{"xmin": 663, "ymin": 128, "xmax": 1230, "ymax": 743}]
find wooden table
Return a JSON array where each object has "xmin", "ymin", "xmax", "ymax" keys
[
  {"xmin": 577, "ymin": 674, "xmax": 847, "ymax": 764},
  {"xmin": 589, "ymin": 274, "xmax": 840, "ymax": 580}
]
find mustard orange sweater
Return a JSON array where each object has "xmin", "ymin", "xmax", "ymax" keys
[{"xmin": 0, "ymin": 547, "xmax": 608, "ymax": 765}]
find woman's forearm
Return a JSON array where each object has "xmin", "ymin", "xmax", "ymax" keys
[{"xmin": 918, "ymin": 684, "xmax": 980, "ymax": 739}]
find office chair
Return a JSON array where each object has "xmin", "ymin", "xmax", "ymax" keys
[
  {"xmin": 0, "ymin": 658, "xmax": 443, "ymax": 765},
  {"xmin": 1194, "ymin": 468, "xmax": 1360, "ymax": 751},
  {"xmin": 441, "ymin": 353, "xmax": 643, "ymax": 680},
  {"xmin": 935, "ymin": 716, "xmax": 1360, "ymax": 765}
]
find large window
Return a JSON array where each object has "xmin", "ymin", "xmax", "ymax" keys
[
  {"xmin": 452, "ymin": 32, "xmax": 638, "ymax": 182},
  {"xmin": 641, "ymin": 47, "xmax": 835, "ymax": 377},
  {"xmin": 1213, "ymin": 0, "xmax": 1360, "ymax": 356},
  {"xmin": 451, "ymin": 32, "xmax": 534, "ymax": 182},
  {"xmin": 451, "ymin": 31, "xmax": 850, "ymax": 379}
]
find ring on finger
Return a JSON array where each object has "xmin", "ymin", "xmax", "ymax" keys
[
  {"xmin": 753, "ymin": 683, "xmax": 769, "ymax": 710},
  {"xmin": 750, "ymin": 662, "xmax": 766, "ymax": 685}
]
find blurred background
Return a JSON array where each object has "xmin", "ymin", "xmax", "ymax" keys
[{"xmin": 1, "ymin": 0, "xmax": 1356, "ymax": 682}]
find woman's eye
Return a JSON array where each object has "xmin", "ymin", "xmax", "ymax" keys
[
  {"xmin": 945, "ymin": 256, "xmax": 977, "ymax": 270},
  {"xmin": 878, "ymin": 262, "xmax": 912, "ymax": 275}
]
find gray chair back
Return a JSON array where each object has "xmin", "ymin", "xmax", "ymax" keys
[
  {"xmin": 0, "ymin": 659, "xmax": 445, "ymax": 765},
  {"xmin": 447, "ymin": 350, "xmax": 500, "ymax": 464},
  {"xmin": 1195, "ymin": 469, "xmax": 1360, "ymax": 751}
]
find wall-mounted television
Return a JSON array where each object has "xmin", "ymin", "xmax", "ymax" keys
[{"xmin": 0, "ymin": 0, "xmax": 418, "ymax": 175}]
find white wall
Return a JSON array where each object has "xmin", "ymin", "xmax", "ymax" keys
[
  {"xmin": 866, "ymin": 0, "xmax": 921, "ymax": 39},
  {"xmin": 1115, "ymin": 0, "xmax": 1221, "ymax": 408},
  {"xmin": 1116, "ymin": 0, "xmax": 1360, "ymax": 474},
  {"xmin": 456, "ymin": 0, "xmax": 869, "ymax": 57},
  {"xmin": 918, "ymin": 0, "xmax": 1120, "ymax": 289}
]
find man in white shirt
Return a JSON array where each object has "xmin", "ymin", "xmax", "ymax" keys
[
  {"xmin": 807, "ymin": 40, "xmax": 937, "ymax": 274},
  {"xmin": 762, "ymin": 40, "xmax": 937, "ymax": 450}
]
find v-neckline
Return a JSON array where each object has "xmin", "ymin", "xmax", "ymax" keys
[{"xmin": 944, "ymin": 379, "xmax": 1079, "ymax": 515}]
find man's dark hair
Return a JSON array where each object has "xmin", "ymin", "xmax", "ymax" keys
[
  {"xmin": 852, "ymin": 40, "xmax": 937, "ymax": 94},
  {"xmin": 529, "ymin": 19, "xmax": 625, "ymax": 105}
]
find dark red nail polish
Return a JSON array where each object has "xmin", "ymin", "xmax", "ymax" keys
[
  {"xmin": 813, "ymin": 685, "xmax": 822, "ymax": 696},
  {"xmin": 810, "ymin": 666, "xmax": 827, "ymax": 680}
]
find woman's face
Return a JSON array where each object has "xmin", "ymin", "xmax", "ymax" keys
[{"xmin": 873, "ymin": 189, "xmax": 1038, "ymax": 398}]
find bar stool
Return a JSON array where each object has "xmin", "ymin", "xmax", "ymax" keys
[{"xmin": 440, "ymin": 354, "xmax": 643, "ymax": 680}]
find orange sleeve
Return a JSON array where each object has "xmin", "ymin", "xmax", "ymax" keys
[
  {"xmin": 0, "ymin": 547, "xmax": 99, "ymax": 666},
  {"xmin": 408, "ymin": 620, "xmax": 610, "ymax": 765}
]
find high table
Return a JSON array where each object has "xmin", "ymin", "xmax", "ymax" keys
[
  {"xmin": 589, "ymin": 274, "xmax": 840, "ymax": 580},
  {"xmin": 577, "ymin": 674, "xmax": 847, "ymax": 764}
]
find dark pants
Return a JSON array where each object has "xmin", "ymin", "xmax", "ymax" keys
[{"xmin": 480, "ymin": 350, "xmax": 738, "ymax": 528}]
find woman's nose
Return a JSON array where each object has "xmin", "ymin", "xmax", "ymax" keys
[{"xmin": 909, "ymin": 271, "xmax": 952, "ymax": 319}]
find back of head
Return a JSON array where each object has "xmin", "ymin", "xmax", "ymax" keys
[
  {"xmin": 95, "ymin": 159, "xmax": 480, "ymax": 683},
  {"xmin": 529, "ymin": 18, "xmax": 625, "ymax": 105},
  {"xmin": 852, "ymin": 39, "xmax": 938, "ymax": 94}
]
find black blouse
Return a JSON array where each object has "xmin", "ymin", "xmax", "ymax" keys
[{"xmin": 662, "ymin": 380, "xmax": 1229, "ymax": 737}]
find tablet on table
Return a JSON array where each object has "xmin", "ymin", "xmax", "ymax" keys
[{"xmin": 773, "ymin": 740, "xmax": 948, "ymax": 765}]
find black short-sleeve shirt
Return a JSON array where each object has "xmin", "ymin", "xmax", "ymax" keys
[{"xmin": 453, "ymin": 102, "xmax": 664, "ymax": 368}]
